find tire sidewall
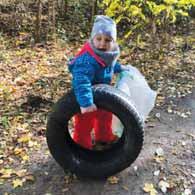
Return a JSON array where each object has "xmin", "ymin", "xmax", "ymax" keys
[{"xmin": 46, "ymin": 84, "xmax": 144, "ymax": 178}]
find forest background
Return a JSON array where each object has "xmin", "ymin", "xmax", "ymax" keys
[{"xmin": 0, "ymin": 0, "xmax": 195, "ymax": 194}]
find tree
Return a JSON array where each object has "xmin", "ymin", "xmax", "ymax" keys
[
  {"xmin": 35, "ymin": 0, "xmax": 42, "ymax": 43},
  {"xmin": 48, "ymin": 0, "xmax": 56, "ymax": 41},
  {"xmin": 91, "ymin": 0, "xmax": 98, "ymax": 25},
  {"xmin": 57, "ymin": 0, "xmax": 68, "ymax": 18}
]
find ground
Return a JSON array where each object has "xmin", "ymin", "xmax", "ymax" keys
[
  {"xmin": 0, "ymin": 20, "xmax": 195, "ymax": 194},
  {"xmin": 1, "ymin": 88, "xmax": 195, "ymax": 195}
]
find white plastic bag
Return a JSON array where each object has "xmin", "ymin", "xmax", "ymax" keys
[{"xmin": 112, "ymin": 65, "xmax": 157, "ymax": 136}]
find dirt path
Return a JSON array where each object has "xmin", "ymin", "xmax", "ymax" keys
[{"xmin": 1, "ymin": 88, "xmax": 194, "ymax": 195}]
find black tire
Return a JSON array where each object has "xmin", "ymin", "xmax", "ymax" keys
[{"xmin": 46, "ymin": 84, "xmax": 144, "ymax": 179}]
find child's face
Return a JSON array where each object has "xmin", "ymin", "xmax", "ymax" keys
[{"xmin": 93, "ymin": 34, "xmax": 114, "ymax": 52}]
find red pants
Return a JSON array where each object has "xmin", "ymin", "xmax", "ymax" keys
[{"xmin": 73, "ymin": 109, "xmax": 116, "ymax": 149}]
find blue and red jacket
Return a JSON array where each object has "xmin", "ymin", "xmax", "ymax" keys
[{"xmin": 68, "ymin": 42, "xmax": 122, "ymax": 108}]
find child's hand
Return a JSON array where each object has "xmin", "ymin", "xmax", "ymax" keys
[{"xmin": 80, "ymin": 104, "xmax": 97, "ymax": 114}]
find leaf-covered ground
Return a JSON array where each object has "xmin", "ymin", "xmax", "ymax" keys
[{"xmin": 0, "ymin": 20, "xmax": 195, "ymax": 195}]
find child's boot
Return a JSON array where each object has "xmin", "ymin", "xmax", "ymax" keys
[
  {"xmin": 73, "ymin": 112, "xmax": 95, "ymax": 149},
  {"xmin": 94, "ymin": 109, "xmax": 117, "ymax": 143}
]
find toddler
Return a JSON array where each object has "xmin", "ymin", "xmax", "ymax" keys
[{"xmin": 68, "ymin": 15, "xmax": 126, "ymax": 149}]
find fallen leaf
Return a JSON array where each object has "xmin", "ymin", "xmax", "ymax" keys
[
  {"xmin": 153, "ymin": 170, "xmax": 160, "ymax": 176},
  {"xmin": 14, "ymin": 148, "xmax": 23, "ymax": 155},
  {"xmin": 12, "ymin": 179, "xmax": 23, "ymax": 188},
  {"xmin": 64, "ymin": 175, "xmax": 72, "ymax": 184},
  {"xmin": 184, "ymin": 189, "xmax": 191, "ymax": 195},
  {"xmin": 14, "ymin": 77, "xmax": 26, "ymax": 86},
  {"xmin": 133, "ymin": 166, "xmax": 138, "ymax": 172},
  {"xmin": 62, "ymin": 188, "xmax": 69, "ymax": 192},
  {"xmin": 122, "ymin": 185, "xmax": 129, "ymax": 191},
  {"xmin": 107, "ymin": 176, "xmax": 119, "ymax": 184},
  {"xmin": 25, "ymin": 175, "xmax": 35, "ymax": 182},
  {"xmin": 181, "ymin": 141, "xmax": 186, "ymax": 146},
  {"xmin": 44, "ymin": 172, "xmax": 49, "ymax": 175},
  {"xmin": 154, "ymin": 156, "xmax": 165, "ymax": 163},
  {"xmin": 191, "ymin": 173, "xmax": 195, "ymax": 178},
  {"xmin": 18, "ymin": 134, "xmax": 31, "ymax": 143},
  {"xmin": 21, "ymin": 154, "xmax": 29, "ymax": 161},
  {"xmin": 15, "ymin": 169, "xmax": 27, "ymax": 177},
  {"xmin": 176, "ymin": 129, "xmax": 182, "ymax": 132},
  {"xmin": 155, "ymin": 147, "xmax": 164, "ymax": 157},
  {"xmin": 158, "ymin": 180, "xmax": 170, "ymax": 193},
  {"xmin": 0, "ymin": 169, "xmax": 14, "ymax": 179},
  {"xmin": 143, "ymin": 183, "xmax": 157, "ymax": 195},
  {"xmin": 28, "ymin": 141, "xmax": 40, "ymax": 149},
  {"xmin": 186, "ymin": 133, "xmax": 195, "ymax": 139}
]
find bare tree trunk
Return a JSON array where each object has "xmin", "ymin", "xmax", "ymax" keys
[
  {"xmin": 64, "ymin": 0, "xmax": 68, "ymax": 17},
  {"xmin": 48, "ymin": 0, "xmax": 56, "ymax": 41},
  {"xmin": 12, "ymin": 0, "xmax": 20, "ymax": 36},
  {"xmin": 35, "ymin": 0, "xmax": 42, "ymax": 43},
  {"xmin": 91, "ymin": 0, "xmax": 97, "ymax": 26},
  {"xmin": 52, "ymin": 0, "xmax": 56, "ymax": 38},
  {"xmin": 57, "ymin": 0, "xmax": 65, "ymax": 18},
  {"xmin": 57, "ymin": 0, "xmax": 68, "ymax": 18}
]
